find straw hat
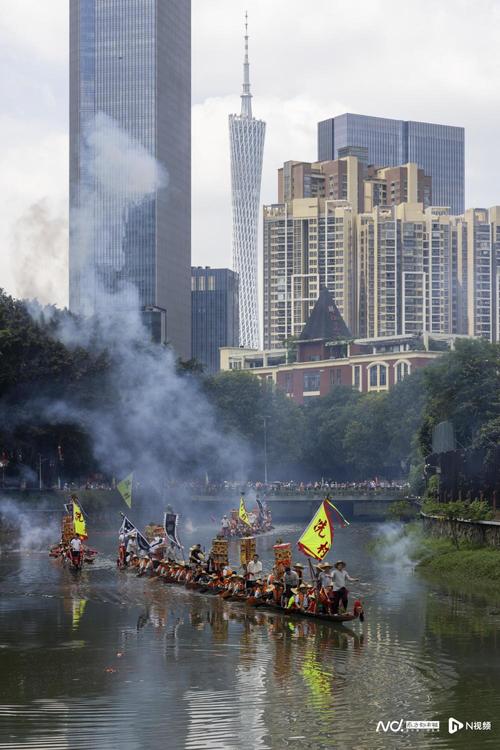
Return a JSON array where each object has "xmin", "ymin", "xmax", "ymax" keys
[
  {"xmin": 291, "ymin": 588, "xmax": 299, "ymax": 595},
  {"xmin": 334, "ymin": 560, "xmax": 346, "ymax": 568},
  {"xmin": 298, "ymin": 583, "xmax": 308, "ymax": 590},
  {"xmin": 293, "ymin": 563, "xmax": 304, "ymax": 569}
]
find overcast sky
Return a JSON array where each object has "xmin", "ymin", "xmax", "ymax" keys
[{"xmin": 1, "ymin": 0, "xmax": 499, "ymax": 307}]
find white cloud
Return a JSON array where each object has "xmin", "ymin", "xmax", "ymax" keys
[{"xmin": 1, "ymin": 0, "xmax": 500, "ymax": 307}]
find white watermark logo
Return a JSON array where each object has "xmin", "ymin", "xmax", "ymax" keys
[
  {"xmin": 448, "ymin": 718, "xmax": 492, "ymax": 734},
  {"xmin": 448, "ymin": 718, "xmax": 464, "ymax": 734},
  {"xmin": 376, "ymin": 720, "xmax": 439, "ymax": 733}
]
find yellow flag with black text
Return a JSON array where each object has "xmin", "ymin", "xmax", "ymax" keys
[
  {"xmin": 297, "ymin": 499, "xmax": 334, "ymax": 560},
  {"xmin": 117, "ymin": 473, "xmax": 133, "ymax": 508},
  {"xmin": 73, "ymin": 501, "xmax": 87, "ymax": 538},
  {"xmin": 239, "ymin": 496, "xmax": 250, "ymax": 525}
]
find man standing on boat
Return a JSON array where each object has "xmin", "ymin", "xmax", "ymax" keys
[
  {"xmin": 69, "ymin": 534, "xmax": 82, "ymax": 568},
  {"xmin": 246, "ymin": 554, "xmax": 262, "ymax": 590},
  {"xmin": 331, "ymin": 560, "xmax": 359, "ymax": 614}
]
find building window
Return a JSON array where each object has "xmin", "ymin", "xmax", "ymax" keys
[
  {"xmin": 395, "ymin": 360, "xmax": 411, "ymax": 383},
  {"xmin": 352, "ymin": 365, "xmax": 361, "ymax": 391},
  {"xmin": 303, "ymin": 371, "xmax": 321, "ymax": 392},
  {"xmin": 198, "ymin": 276, "xmax": 205, "ymax": 291},
  {"xmin": 208, "ymin": 275, "xmax": 215, "ymax": 291},
  {"xmin": 368, "ymin": 363, "xmax": 389, "ymax": 390},
  {"xmin": 284, "ymin": 372, "xmax": 293, "ymax": 393},
  {"xmin": 330, "ymin": 368, "xmax": 342, "ymax": 386}
]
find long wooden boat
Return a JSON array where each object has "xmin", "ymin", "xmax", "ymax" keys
[{"xmin": 137, "ymin": 571, "xmax": 364, "ymax": 625}]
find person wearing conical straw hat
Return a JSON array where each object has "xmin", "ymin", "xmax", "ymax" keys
[{"xmin": 331, "ymin": 560, "xmax": 359, "ymax": 614}]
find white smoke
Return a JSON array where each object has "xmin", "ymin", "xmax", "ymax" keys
[
  {"xmin": 0, "ymin": 499, "xmax": 58, "ymax": 552},
  {"xmin": 11, "ymin": 198, "xmax": 68, "ymax": 306},
  {"xmin": 22, "ymin": 114, "xmax": 250, "ymax": 495}
]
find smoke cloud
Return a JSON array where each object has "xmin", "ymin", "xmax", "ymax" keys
[
  {"xmin": 21, "ymin": 114, "xmax": 250, "ymax": 496},
  {"xmin": 11, "ymin": 198, "xmax": 68, "ymax": 305}
]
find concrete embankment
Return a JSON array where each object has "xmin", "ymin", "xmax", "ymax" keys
[{"xmin": 421, "ymin": 511, "xmax": 500, "ymax": 550}]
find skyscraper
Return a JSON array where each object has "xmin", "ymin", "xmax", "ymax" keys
[
  {"xmin": 191, "ymin": 267, "xmax": 239, "ymax": 374},
  {"xmin": 229, "ymin": 15, "xmax": 265, "ymax": 349},
  {"xmin": 69, "ymin": 0, "xmax": 191, "ymax": 358},
  {"xmin": 318, "ymin": 113, "xmax": 464, "ymax": 214}
]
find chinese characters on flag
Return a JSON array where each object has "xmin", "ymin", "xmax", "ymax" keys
[{"xmin": 297, "ymin": 500, "xmax": 335, "ymax": 560}]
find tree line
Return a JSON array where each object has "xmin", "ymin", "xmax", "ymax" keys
[{"xmin": 1, "ymin": 289, "xmax": 499, "ymax": 486}]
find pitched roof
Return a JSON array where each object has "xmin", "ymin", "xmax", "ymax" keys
[{"xmin": 299, "ymin": 287, "xmax": 352, "ymax": 341}]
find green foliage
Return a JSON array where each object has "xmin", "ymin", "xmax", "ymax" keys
[
  {"xmin": 408, "ymin": 463, "xmax": 425, "ymax": 495},
  {"xmin": 417, "ymin": 338, "xmax": 500, "ymax": 453},
  {"xmin": 425, "ymin": 474, "xmax": 440, "ymax": 500},
  {"xmin": 418, "ymin": 547, "xmax": 500, "ymax": 586},
  {"xmin": 422, "ymin": 499, "xmax": 493, "ymax": 522},
  {"xmin": 387, "ymin": 500, "xmax": 416, "ymax": 521}
]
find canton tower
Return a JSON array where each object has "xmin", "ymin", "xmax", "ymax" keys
[{"xmin": 229, "ymin": 14, "xmax": 266, "ymax": 349}]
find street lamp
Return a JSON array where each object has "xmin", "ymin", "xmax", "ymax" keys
[
  {"xmin": 37, "ymin": 454, "xmax": 49, "ymax": 490},
  {"xmin": 263, "ymin": 416, "xmax": 270, "ymax": 485}
]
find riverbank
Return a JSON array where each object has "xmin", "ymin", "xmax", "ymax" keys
[{"xmin": 369, "ymin": 522, "xmax": 500, "ymax": 590}]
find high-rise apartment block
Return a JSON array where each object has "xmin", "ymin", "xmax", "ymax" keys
[
  {"xmin": 318, "ymin": 113, "xmax": 464, "ymax": 214},
  {"xmin": 191, "ymin": 267, "xmax": 239, "ymax": 374},
  {"xmin": 69, "ymin": 0, "xmax": 191, "ymax": 357},
  {"xmin": 264, "ymin": 157, "xmax": 500, "ymax": 349},
  {"xmin": 229, "ymin": 16, "xmax": 265, "ymax": 349},
  {"xmin": 277, "ymin": 158, "xmax": 431, "ymax": 213}
]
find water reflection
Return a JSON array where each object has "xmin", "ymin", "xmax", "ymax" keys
[{"xmin": 0, "ymin": 522, "xmax": 499, "ymax": 749}]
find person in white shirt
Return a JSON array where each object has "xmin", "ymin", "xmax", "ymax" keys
[
  {"xmin": 246, "ymin": 554, "xmax": 263, "ymax": 590},
  {"xmin": 69, "ymin": 535, "xmax": 82, "ymax": 567},
  {"xmin": 331, "ymin": 560, "xmax": 359, "ymax": 614},
  {"xmin": 70, "ymin": 536, "xmax": 82, "ymax": 552}
]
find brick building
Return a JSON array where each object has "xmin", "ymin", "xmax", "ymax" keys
[{"xmin": 222, "ymin": 287, "xmax": 464, "ymax": 404}]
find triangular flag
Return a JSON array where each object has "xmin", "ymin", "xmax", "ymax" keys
[
  {"xmin": 297, "ymin": 499, "xmax": 335, "ymax": 560},
  {"xmin": 239, "ymin": 496, "xmax": 251, "ymax": 525},
  {"xmin": 117, "ymin": 473, "xmax": 133, "ymax": 508}
]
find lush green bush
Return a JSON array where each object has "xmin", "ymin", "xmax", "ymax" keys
[
  {"xmin": 387, "ymin": 500, "xmax": 416, "ymax": 521},
  {"xmin": 422, "ymin": 499, "xmax": 493, "ymax": 522}
]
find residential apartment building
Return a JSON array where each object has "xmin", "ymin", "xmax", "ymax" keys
[
  {"xmin": 265, "ymin": 156, "xmax": 500, "ymax": 347},
  {"xmin": 263, "ymin": 198, "xmax": 357, "ymax": 350},
  {"xmin": 317, "ymin": 112, "xmax": 464, "ymax": 213},
  {"xmin": 191, "ymin": 267, "xmax": 239, "ymax": 374},
  {"xmin": 277, "ymin": 158, "xmax": 431, "ymax": 214}
]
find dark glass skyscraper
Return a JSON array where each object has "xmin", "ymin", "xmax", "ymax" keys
[
  {"xmin": 191, "ymin": 268, "xmax": 239, "ymax": 374},
  {"xmin": 318, "ymin": 113, "xmax": 464, "ymax": 214},
  {"xmin": 69, "ymin": 0, "xmax": 191, "ymax": 357}
]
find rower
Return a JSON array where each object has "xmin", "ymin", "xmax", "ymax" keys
[
  {"xmin": 189, "ymin": 544, "xmax": 205, "ymax": 566},
  {"xmin": 282, "ymin": 566, "xmax": 299, "ymax": 605}
]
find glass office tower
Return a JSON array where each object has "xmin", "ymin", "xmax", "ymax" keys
[
  {"xmin": 318, "ymin": 113, "xmax": 464, "ymax": 214},
  {"xmin": 69, "ymin": 0, "xmax": 191, "ymax": 357},
  {"xmin": 191, "ymin": 267, "xmax": 240, "ymax": 374}
]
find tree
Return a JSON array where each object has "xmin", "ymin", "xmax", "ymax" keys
[{"xmin": 418, "ymin": 338, "xmax": 500, "ymax": 453}]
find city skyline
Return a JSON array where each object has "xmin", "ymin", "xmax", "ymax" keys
[{"xmin": 1, "ymin": 0, "xmax": 500, "ymax": 310}]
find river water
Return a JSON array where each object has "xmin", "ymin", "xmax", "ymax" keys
[{"xmin": 0, "ymin": 513, "xmax": 499, "ymax": 750}]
